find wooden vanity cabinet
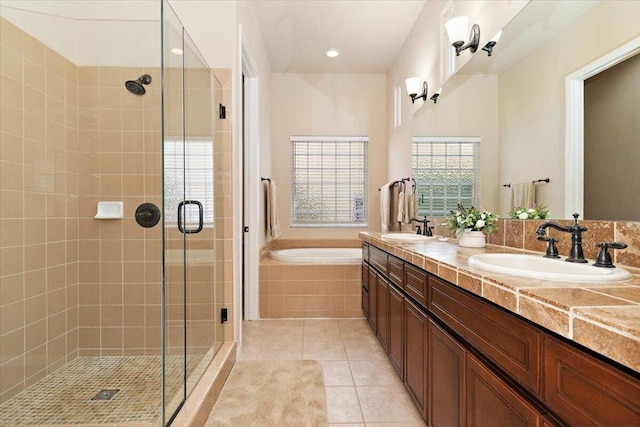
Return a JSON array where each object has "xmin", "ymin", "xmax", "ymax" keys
[{"xmin": 361, "ymin": 242, "xmax": 640, "ymax": 427}]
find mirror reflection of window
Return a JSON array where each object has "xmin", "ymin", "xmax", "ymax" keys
[{"xmin": 412, "ymin": 137, "xmax": 480, "ymax": 217}]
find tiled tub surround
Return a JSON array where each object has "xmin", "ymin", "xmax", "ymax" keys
[
  {"xmin": 259, "ymin": 240, "xmax": 363, "ymax": 318},
  {"xmin": 360, "ymin": 230, "xmax": 640, "ymax": 373}
]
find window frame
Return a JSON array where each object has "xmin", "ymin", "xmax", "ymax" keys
[{"xmin": 290, "ymin": 135, "xmax": 369, "ymax": 228}]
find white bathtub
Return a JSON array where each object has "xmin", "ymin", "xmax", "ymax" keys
[{"xmin": 270, "ymin": 248, "xmax": 362, "ymax": 264}]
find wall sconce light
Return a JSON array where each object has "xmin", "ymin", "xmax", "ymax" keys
[
  {"xmin": 482, "ymin": 30, "xmax": 502, "ymax": 56},
  {"xmin": 430, "ymin": 88, "xmax": 442, "ymax": 104},
  {"xmin": 405, "ymin": 77, "xmax": 428, "ymax": 103},
  {"xmin": 446, "ymin": 16, "xmax": 480, "ymax": 56}
]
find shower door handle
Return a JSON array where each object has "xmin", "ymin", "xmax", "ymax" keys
[{"xmin": 177, "ymin": 200, "xmax": 203, "ymax": 234}]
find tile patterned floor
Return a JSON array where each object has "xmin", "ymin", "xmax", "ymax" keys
[
  {"xmin": 233, "ymin": 319, "xmax": 426, "ymax": 426},
  {"xmin": 0, "ymin": 355, "xmax": 199, "ymax": 426}
]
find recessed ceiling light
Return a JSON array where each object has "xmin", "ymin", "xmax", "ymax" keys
[
  {"xmin": 325, "ymin": 48, "xmax": 340, "ymax": 58},
  {"xmin": 171, "ymin": 48, "xmax": 183, "ymax": 55}
]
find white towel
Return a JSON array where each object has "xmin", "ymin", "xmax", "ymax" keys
[
  {"xmin": 510, "ymin": 182, "xmax": 536, "ymax": 211},
  {"xmin": 406, "ymin": 191, "xmax": 416, "ymax": 223},
  {"xmin": 397, "ymin": 191, "xmax": 405, "ymax": 223},
  {"xmin": 380, "ymin": 182, "xmax": 392, "ymax": 232},
  {"xmin": 266, "ymin": 180, "xmax": 282, "ymax": 239}
]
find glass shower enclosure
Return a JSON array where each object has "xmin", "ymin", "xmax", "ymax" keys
[{"xmin": 0, "ymin": 1, "xmax": 223, "ymax": 425}]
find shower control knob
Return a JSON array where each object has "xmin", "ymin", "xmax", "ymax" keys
[{"xmin": 135, "ymin": 203, "xmax": 161, "ymax": 228}]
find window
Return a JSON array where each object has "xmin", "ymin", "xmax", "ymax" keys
[
  {"xmin": 291, "ymin": 136, "xmax": 368, "ymax": 227},
  {"xmin": 412, "ymin": 136, "xmax": 479, "ymax": 217},
  {"xmin": 163, "ymin": 139, "xmax": 214, "ymax": 227}
]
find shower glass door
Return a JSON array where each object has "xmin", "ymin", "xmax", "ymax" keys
[{"xmin": 161, "ymin": 1, "xmax": 218, "ymax": 424}]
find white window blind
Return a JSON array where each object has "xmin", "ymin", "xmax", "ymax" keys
[
  {"xmin": 163, "ymin": 139, "xmax": 214, "ymax": 226},
  {"xmin": 291, "ymin": 136, "xmax": 368, "ymax": 227},
  {"xmin": 412, "ymin": 136, "xmax": 480, "ymax": 217}
]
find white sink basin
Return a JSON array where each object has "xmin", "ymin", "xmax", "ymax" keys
[
  {"xmin": 381, "ymin": 233, "xmax": 436, "ymax": 243},
  {"xmin": 468, "ymin": 253, "xmax": 632, "ymax": 283}
]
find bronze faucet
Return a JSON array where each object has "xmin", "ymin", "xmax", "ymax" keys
[{"xmin": 536, "ymin": 213, "xmax": 588, "ymax": 263}]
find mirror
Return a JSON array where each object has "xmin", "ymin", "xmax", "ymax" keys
[{"xmin": 411, "ymin": 0, "xmax": 640, "ymax": 221}]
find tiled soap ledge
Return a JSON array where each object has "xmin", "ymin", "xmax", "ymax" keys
[{"xmin": 360, "ymin": 232, "xmax": 640, "ymax": 373}]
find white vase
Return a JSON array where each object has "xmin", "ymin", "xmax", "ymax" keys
[{"xmin": 458, "ymin": 230, "xmax": 486, "ymax": 248}]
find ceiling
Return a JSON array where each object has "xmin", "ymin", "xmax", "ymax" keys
[{"xmin": 250, "ymin": 0, "xmax": 427, "ymax": 73}]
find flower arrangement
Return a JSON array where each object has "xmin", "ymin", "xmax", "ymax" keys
[
  {"xmin": 446, "ymin": 203, "xmax": 499, "ymax": 237},
  {"xmin": 508, "ymin": 204, "xmax": 550, "ymax": 220}
]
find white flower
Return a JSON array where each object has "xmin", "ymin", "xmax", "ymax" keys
[
  {"xmin": 527, "ymin": 208, "xmax": 536, "ymax": 213},
  {"xmin": 475, "ymin": 219, "xmax": 485, "ymax": 229},
  {"xmin": 481, "ymin": 213, "xmax": 486, "ymax": 219},
  {"xmin": 518, "ymin": 212, "xmax": 529, "ymax": 219}
]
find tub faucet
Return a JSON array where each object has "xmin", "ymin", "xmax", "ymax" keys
[
  {"xmin": 535, "ymin": 213, "xmax": 588, "ymax": 263},
  {"xmin": 410, "ymin": 217, "xmax": 433, "ymax": 236}
]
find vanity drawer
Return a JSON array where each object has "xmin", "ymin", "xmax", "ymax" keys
[
  {"xmin": 369, "ymin": 246, "xmax": 388, "ymax": 275},
  {"xmin": 428, "ymin": 276, "xmax": 542, "ymax": 397},
  {"xmin": 388, "ymin": 255, "xmax": 404, "ymax": 289},
  {"xmin": 362, "ymin": 243, "xmax": 369, "ymax": 263},
  {"xmin": 404, "ymin": 263, "xmax": 428, "ymax": 307},
  {"xmin": 543, "ymin": 335, "xmax": 640, "ymax": 426}
]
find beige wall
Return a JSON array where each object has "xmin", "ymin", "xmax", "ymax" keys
[
  {"xmin": 498, "ymin": 0, "xmax": 640, "ymax": 217},
  {"xmin": 270, "ymin": 73, "xmax": 387, "ymax": 239},
  {"xmin": 0, "ymin": 17, "xmax": 79, "ymax": 403}
]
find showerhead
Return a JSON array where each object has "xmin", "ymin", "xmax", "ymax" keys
[{"xmin": 125, "ymin": 74, "xmax": 152, "ymax": 95}]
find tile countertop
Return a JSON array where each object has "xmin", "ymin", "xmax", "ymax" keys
[{"xmin": 360, "ymin": 232, "xmax": 640, "ymax": 374}]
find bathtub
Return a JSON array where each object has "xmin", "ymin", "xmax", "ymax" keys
[{"xmin": 270, "ymin": 248, "xmax": 362, "ymax": 264}]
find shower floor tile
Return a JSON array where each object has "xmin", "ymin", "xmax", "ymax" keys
[{"xmin": 0, "ymin": 355, "xmax": 194, "ymax": 426}]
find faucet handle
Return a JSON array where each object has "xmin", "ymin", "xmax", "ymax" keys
[
  {"xmin": 594, "ymin": 242, "xmax": 627, "ymax": 268},
  {"xmin": 537, "ymin": 235, "xmax": 560, "ymax": 259}
]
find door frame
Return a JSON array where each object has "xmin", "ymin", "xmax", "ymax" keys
[
  {"xmin": 240, "ymin": 27, "xmax": 260, "ymax": 324},
  {"xmin": 564, "ymin": 36, "xmax": 640, "ymax": 218}
]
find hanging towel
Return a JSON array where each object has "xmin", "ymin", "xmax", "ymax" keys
[
  {"xmin": 380, "ymin": 182, "xmax": 391, "ymax": 232},
  {"xmin": 388, "ymin": 184, "xmax": 402, "ymax": 232},
  {"xmin": 406, "ymin": 191, "xmax": 416, "ymax": 223},
  {"xmin": 266, "ymin": 180, "xmax": 282, "ymax": 239},
  {"xmin": 397, "ymin": 190, "xmax": 406, "ymax": 223},
  {"xmin": 510, "ymin": 182, "xmax": 536, "ymax": 211}
]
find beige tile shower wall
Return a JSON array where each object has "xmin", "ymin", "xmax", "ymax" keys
[
  {"xmin": 76, "ymin": 64, "xmax": 163, "ymax": 357},
  {"xmin": 0, "ymin": 18, "xmax": 79, "ymax": 403}
]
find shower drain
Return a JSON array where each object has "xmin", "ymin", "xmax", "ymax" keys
[{"xmin": 91, "ymin": 389, "xmax": 120, "ymax": 401}]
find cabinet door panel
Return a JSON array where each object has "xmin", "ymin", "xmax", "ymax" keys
[
  {"xmin": 429, "ymin": 276, "xmax": 542, "ymax": 396},
  {"xmin": 368, "ymin": 267, "xmax": 377, "ymax": 331},
  {"xmin": 388, "ymin": 285, "xmax": 404, "ymax": 377},
  {"xmin": 428, "ymin": 319, "xmax": 465, "ymax": 427},
  {"xmin": 361, "ymin": 287, "xmax": 369, "ymax": 318},
  {"xmin": 544, "ymin": 336, "xmax": 640, "ymax": 427},
  {"xmin": 362, "ymin": 262, "xmax": 369, "ymax": 291},
  {"xmin": 376, "ymin": 275, "xmax": 390, "ymax": 352},
  {"xmin": 404, "ymin": 298, "xmax": 428, "ymax": 421},
  {"xmin": 467, "ymin": 353, "xmax": 543, "ymax": 427}
]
